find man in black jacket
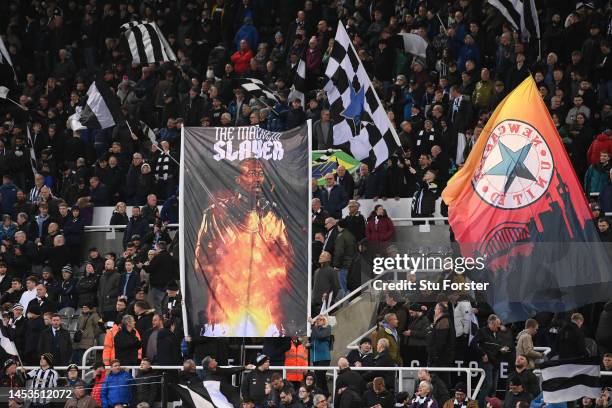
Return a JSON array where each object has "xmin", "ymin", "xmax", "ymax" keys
[
  {"xmin": 145, "ymin": 241, "xmax": 177, "ymax": 314},
  {"xmin": 448, "ymin": 85, "xmax": 473, "ymax": 165},
  {"xmin": 311, "ymin": 198, "xmax": 329, "ymax": 238},
  {"xmin": 363, "ymin": 338, "xmax": 396, "ymax": 390},
  {"xmin": 241, "ymin": 354, "xmax": 272, "ymax": 405},
  {"xmin": 123, "ymin": 206, "xmax": 150, "ymax": 248},
  {"xmin": 476, "ymin": 314, "xmax": 510, "ymax": 397},
  {"xmin": 316, "ymin": 173, "xmax": 349, "ymax": 219},
  {"xmin": 312, "ymin": 251, "xmax": 340, "ymax": 316},
  {"xmin": 342, "ymin": 201, "xmax": 366, "ymax": 242},
  {"xmin": 427, "ymin": 303, "xmax": 455, "ymax": 388},
  {"xmin": 335, "ymin": 357, "xmax": 366, "ymax": 396},
  {"xmin": 557, "ymin": 313, "xmax": 588, "ymax": 359},
  {"xmin": 336, "ymin": 166, "xmax": 355, "ymax": 199},
  {"xmin": 114, "ymin": 314, "xmax": 142, "ymax": 366},
  {"xmin": 361, "ymin": 376, "xmax": 394, "ymax": 408},
  {"xmin": 134, "ymin": 357, "xmax": 157, "ymax": 407},
  {"xmin": 346, "ymin": 337, "xmax": 374, "ymax": 367},
  {"xmin": 511, "ymin": 355, "xmax": 540, "ymax": 398},
  {"xmin": 38, "ymin": 313, "xmax": 72, "ymax": 366}
]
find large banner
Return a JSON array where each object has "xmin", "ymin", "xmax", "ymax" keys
[{"xmin": 180, "ymin": 124, "xmax": 310, "ymax": 337}]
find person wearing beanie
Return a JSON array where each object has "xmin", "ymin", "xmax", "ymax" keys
[
  {"xmin": 346, "ymin": 337, "xmax": 374, "ymax": 367},
  {"xmin": 404, "ymin": 303, "xmax": 430, "ymax": 367},
  {"xmin": 20, "ymin": 353, "xmax": 59, "ymax": 406},
  {"xmin": 161, "ymin": 280, "xmax": 182, "ymax": 331},
  {"xmin": 240, "ymin": 354, "xmax": 272, "ymax": 405},
  {"xmin": 332, "ymin": 218, "xmax": 356, "ymax": 297},
  {"xmin": 64, "ymin": 379, "xmax": 97, "ymax": 408}
]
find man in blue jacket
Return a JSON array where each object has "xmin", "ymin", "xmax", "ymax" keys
[
  {"xmin": 0, "ymin": 174, "xmax": 17, "ymax": 214},
  {"xmin": 316, "ymin": 173, "xmax": 348, "ymax": 219},
  {"xmin": 101, "ymin": 359, "xmax": 134, "ymax": 408}
]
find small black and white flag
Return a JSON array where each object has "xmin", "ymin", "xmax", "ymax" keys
[
  {"xmin": 397, "ymin": 33, "xmax": 428, "ymax": 60},
  {"xmin": 172, "ymin": 381, "xmax": 236, "ymax": 408},
  {"xmin": 488, "ymin": 0, "xmax": 540, "ymax": 41},
  {"xmin": 79, "ymin": 79, "xmax": 125, "ymax": 129},
  {"xmin": 236, "ymin": 78, "xmax": 281, "ymax": 106},
  {"xmin": 541, "ymin": 357, "xmax": 601, "ymax": 403},
  {"xmin": 288, "ymin": 54, "xmax": 307, "ymax": 106},
  {"xmin": 140, "ymin": 120, "xmax": 157, "ymax": 144},
  {"xmin": 324, "ymin": 23, "xmax": 401, "ymax": 167},
  {"xmin": 120, "ymin": 21, "xmax": 177, "ymax": 64},
  {"xmin": 0, "ymin": 36, "xmax": 17, "ymax": 84}
]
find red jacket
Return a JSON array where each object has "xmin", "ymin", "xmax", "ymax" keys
[
  {"xmin": 230, "ymin": 49, "xmax": 253, "ymax": 75},
  {"xmin": 587, "ymin": 133, "xmax": 612, "ymax": 165},
  {"xmin": 91, "ymin": 370, "xmax": 107, "ymax": 406},
  {"xmin": 365, "ymin": 216, "xmax": 395, "ymax": 242}
]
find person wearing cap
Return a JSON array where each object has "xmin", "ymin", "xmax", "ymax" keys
[
  {"xmin": 442, "ymin": 382, "xmax": 477, "ymax": 408},
  {"xmin": 161, "ymin": 280, "xmax": 182, "ymax": 323},
  {"xmin": 346, "ymin": 337, "xmax": 374, "ymax": 367},
  {"xmin": 57, "ymin": 265, "xmax": 77, "ymax": 309},
  {"xmin": 7, "ymin": 302, "xmax": 26, "ymax": 357},
  {"xmin": 241, "ymin": 354, "xmax": 272, "ymax": 404},
  {"xmin": 404, "ymin": 303, "xmax": 430, "ymax": 366},
  {"xmin": 503, "ymin": 376, "xmax": 532, "ymax": 408},
  {"xmin": 64, "ymin": 379, "xmax": 97, "ymax": 408}
]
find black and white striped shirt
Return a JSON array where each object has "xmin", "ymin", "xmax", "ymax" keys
[{"xmin": 26, "ymin": 368, "xmax": 58, "ymax": 404}]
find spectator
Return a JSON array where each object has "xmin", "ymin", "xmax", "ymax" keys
[
  {"xmin": 64, "ymin": 380, "xmax": 96, "ymax": 408},
  {"xmin": 335, "ymin": 166, "xmax": 355, "ymax": 199},
  {"xmin": 22, "ymin": 353, "xmax": 59, "ymax": 406},
  {"xmin": 114, "ymin": 315, "xmax": 142, "ymax": 366},
  {"xmin": 311, "ymin": 198, "xmax": 329, "ymax": 238},
  {"xmin": 57, "ymin": 266, "xmax": 77, "ymax": 310},
  {"xmin": 335, "ymin": 357, "xmax": 366, "ymax": 395},
  {"xmin": 584, "ymin": 151, "xmax": 611, "ymax": 194},
  {"xmin": 363, "ymin": 377, "xmax": 394, "ymax": 408},
  {"xmin": 101, "ymin": 359, "xmax": 134, "ymax": 408},
  {"xmin": 477, "ymin": 314, "xmax": 509, "ymax": 397},
  {"xmin": 511, "ymin": 355, "xmax": 541, "ymax": 398},
  {"xmin": 312, "ymin": 251, "xmax": 340, "ymax": 316},
  {"xmin": 363, "ymin": 338, "xmax": 396, "ymax": 389},
  {"xmin": 404, "ymin": 303, "xmax": 430, "ymax": 367},
  {"xmin": 110, "ymin": 202, "xmax": 129, "ymax": 225},
  {"xmin": 346, "ymin": 337, "xmax": 374, "ymax": 367},
  {"xmin": 412, "ymin": 170, "xmax": 440, "ymax": 221},
  {"xmin": 97, "ymin": 259, "xmax": 120, "ymax": 321},
  {"xmin": 427, "ymin": 303, "xmax": 455, "ymax": 387},
  {"xmin": 342, "ymin": 200, "xmax": 365, "ymax": 242},
  {"xmin": 143, "ymin": 241, "xmax": 176, "ymax": 314},
  {"xmin": 316, "ymin": 172, "xmax": 348, "ymax": 219},
  {"xmin": 442, "ymin": 382, "xmax": 475, "ymax": 408},
  {"xmin": 123, "ymin": 206, "xmax": 149, "ymax": 248},
  {"xmin": 72, "ymin": 303, "xmax": 100, "ymax": 364},
  {"xmin": 231, "ymin": 40, "xmax": 254, "ymax": 75},
  {"xmin": 373, "ymin": 313, "xmax": 402, "ymax": 366},
  {"xmin": 356, "ymin": 164, "xmax": 383, "ymax": 199},
  {"xmin": 332, "ymin": 219, "xmax": 355, "ymax": 296},
  {"xmin": 313, "ymin": 110, "xmax": 333, "ymax": 150},
  {"xmin": 516, "ymin": 319, "xmax": 544, "ymax": 369},
  {"xmin": 141, "ymin": 194, "xmax": 159, "ymax": 224},
  {"xmin": 241, "ymin": 354, "xmax": 272, "ymax": 405},
  {"xmin": 365, "ymin": 205, "xmax": 395, "ymax": 248},
  {"xmin": 309, "ymin": 314, "xmax": 332, "ymax": 396},
  {"xmin": 503, "ymin": 376, "xmax": 533, "ymax": 408},
  {"xmin": 134, "ymin": 358, "xmax": 157, "ymax": 407},
  {"xmin": 38, "ymin": 313, "xmax": 72, "ymax": 366},
  {"xmin": 557, "ymin": 313, "xmax": 588, "ymax": 358}
]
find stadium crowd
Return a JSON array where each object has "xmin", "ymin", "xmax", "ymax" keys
[{"xmin": 0, "ymin": 0, "xmax": 611, "ymax": 407}]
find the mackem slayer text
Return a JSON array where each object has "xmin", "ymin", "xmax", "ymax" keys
[{"xmin": 213, "ymin": 126, "xmax": 284, "ymax": 161}]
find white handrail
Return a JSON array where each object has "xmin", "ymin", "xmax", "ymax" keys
[
  {"xmin": 320, "ymin": 268, "xmax": 444, "ymax": 315},
  {"xmin": 83, "ymin": 223, "xmax": 179, "ymax": 231},
  {"xmin": 19, "ymin": 364, "xmax": 486, "ymax": 401}
]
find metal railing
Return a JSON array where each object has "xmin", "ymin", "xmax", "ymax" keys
[
  {"xmin": 19, "ymin": 363, "xmax": 485, "ymax": 402},
  {"xmin": 83, "ymin": 223, "xmax": 179, "ymax": 232},
  {"xmin": 320, "ymin": 268, "xmax": 444, "ymax": 316}
]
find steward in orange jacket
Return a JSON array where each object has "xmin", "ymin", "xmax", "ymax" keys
[
  {"xmin": 284, "ymin": 337, "xmax": 308, "ymax": 383},
  {"xmin": 102, "ymin": 322, "xmax": 142, "ymax": 365}
]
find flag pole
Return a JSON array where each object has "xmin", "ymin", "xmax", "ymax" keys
[
  {"xmin": 307, "ymin": 119, "xmax": 313, "ymax": 337},
  {"xmin": 1, "ymin": 96, "xmax": 27, "ymax": 111},
  {"xmin": 126, "ymin": 120, "xmax": 181, "ymax": 166}
]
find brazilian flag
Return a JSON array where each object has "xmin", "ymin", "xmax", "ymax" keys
[{"xmin": 312, "ymin": 150, "xmax": 361, "ymax": 185}]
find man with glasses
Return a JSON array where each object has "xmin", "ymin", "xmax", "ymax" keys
[{"xmin": 316, "ymin": 173, "xmax": 348, "ymax": 219}]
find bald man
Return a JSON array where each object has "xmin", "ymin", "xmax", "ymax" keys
[
  {"xmin": 336, "ymin": 357, "xmax": 366, "ymax": 396},
  {"xmin": 312, "ymin": 251, "xmax": 340, "ymax": 316}
]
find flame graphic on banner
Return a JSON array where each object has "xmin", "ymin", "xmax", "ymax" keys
[{"xmin": 196, "ymin": 204, "xmax": 292, "ymax": 336}]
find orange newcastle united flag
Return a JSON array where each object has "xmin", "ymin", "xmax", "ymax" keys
[{"xmin": 442, "ymin": 76, "xmax": 612, "ymax": 322}]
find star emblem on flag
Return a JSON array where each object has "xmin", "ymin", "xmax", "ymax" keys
[
  {"xmin": 341, "ymin": 83, "xmax": 365, "ymax": 135},
  {"xmin": 485, "ymin": 142, "xmax": 536, "ymax": 194}
]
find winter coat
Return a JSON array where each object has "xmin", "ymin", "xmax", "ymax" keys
[
  {"xmin": 310, "ymin": 324, "xmax": 332, "ymax": 363},
  {"xmin": 134, "ymin": 369, "xmax": 158, "ymax": 406},
  {"xmin": 343, "ymin": 213, "xmax": 366, "ymax": 242},
  {"xmin": 63, "ymin": 216, "xmax": 85, "ymax": 248},
  {"xmin": 97, "ymin": 269, "xmax": 120, "ymax": 313},
  {"xmin": 113, "ymin": 326, "xmax": 142, "ymax": 366},
  {"xmin": 316, "ymin": 184, "xmax": 349, "ymax": 219},
  {"xmin": 38, "ymin": 326, "xmax": 73, "ymax": 365},
  {"xmin": 427, "ymin": 313, "xmax": 455, "ymax": 366},
  {"xmin": 516, "ymin": 329, "xmax": 543, "ymax": 369},
  {"xmin": 557, "ymin": 321, "xmax": 588, "ymax": 359},
  {"xmin": 146, "ymin": 250, "xmax": 177, "ymax": 289},
  {"xmin": 333, "ymin": 229, "xmax": 356, "ymax": 270},
  {"xmin": 365, "ymin": 217, "xmax": 395, "ymax": 243},
  {"xmin": 363, "ymin": 389, "xmax": 394, "ymax": 408},
  {"xmin": 155, "ymin": 328, "xmax": 183, "ymax": 365},
  {"xmin": 336, "ymin": 367, "xmax": 366, "ymax": 394},
  {"xmin": 230, "ymin": 49, "xmax": 254, "ymax": 75},
  {"xmin": 73, "ymin": 311, "xmax": 101, "ymax": 350},
  {"xmin": 241, "ymin": 368, "xmax": 272, "ymax": 404},
  {"xmin": 587, "ymin": 134, "xmax": 612, "ymax": 166},
  {"xmin": 123, "ymin": 216, "xmax": 150, "ymax": 247},
  {"xmin": 101, "ymin": 370, "xmax": 133, "ymax": 408},
  {"xmin": 373, "ymin": 323, "xmax": 402, "ymax": 366},
  {"xmin": 57, "ymin": 277, "xmax": 78, "ymax": 309},
  {"xmin": 76, "ymin": 273, "xmax": 98, "ymax": 307},
  {"xmin": 412, "ymin": 180, "xmax": 440, "ymax": 217},
  {"xmin": 407, "ymin": 314, "xmax": 430, "ymax": 347},
  {"xmin": 584, "ymin": 162, "xmax": 612, "ymax": 194}
]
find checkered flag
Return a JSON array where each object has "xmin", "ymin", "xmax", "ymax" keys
[
  {"xmin": 288, "ymin": 54, "xmax": 306, "ymax": 106},
  {"xmin": 236, "ymin": 78, "xmax": 281, "ymax": 107},
  {"xmin": 324, "ymin": 24, "xmax": 401, "ymax": 168}
]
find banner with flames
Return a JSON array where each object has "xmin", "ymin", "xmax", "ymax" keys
[{"xmin": 180, "ymin": 124, "xmax": 309, "ymax": 337}]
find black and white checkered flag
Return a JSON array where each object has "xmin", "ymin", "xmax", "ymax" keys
[
  {"xmin": 288, "ymin": 55, "xmax": 306, "ymax": 106},
  {"xmin": 324, "ymin": 24, "xmax": 401, "ymax": 168},
  {"xmin": 236, "ymin": 78, "xmax": 281, "ymax": 106},
  {"xmin": 120, "ymin": 21, "xmax": 177, "ymax": 64},
  {"xmin": 0, "ymin": 36, "xmax": 17, "ymax": 84}
]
